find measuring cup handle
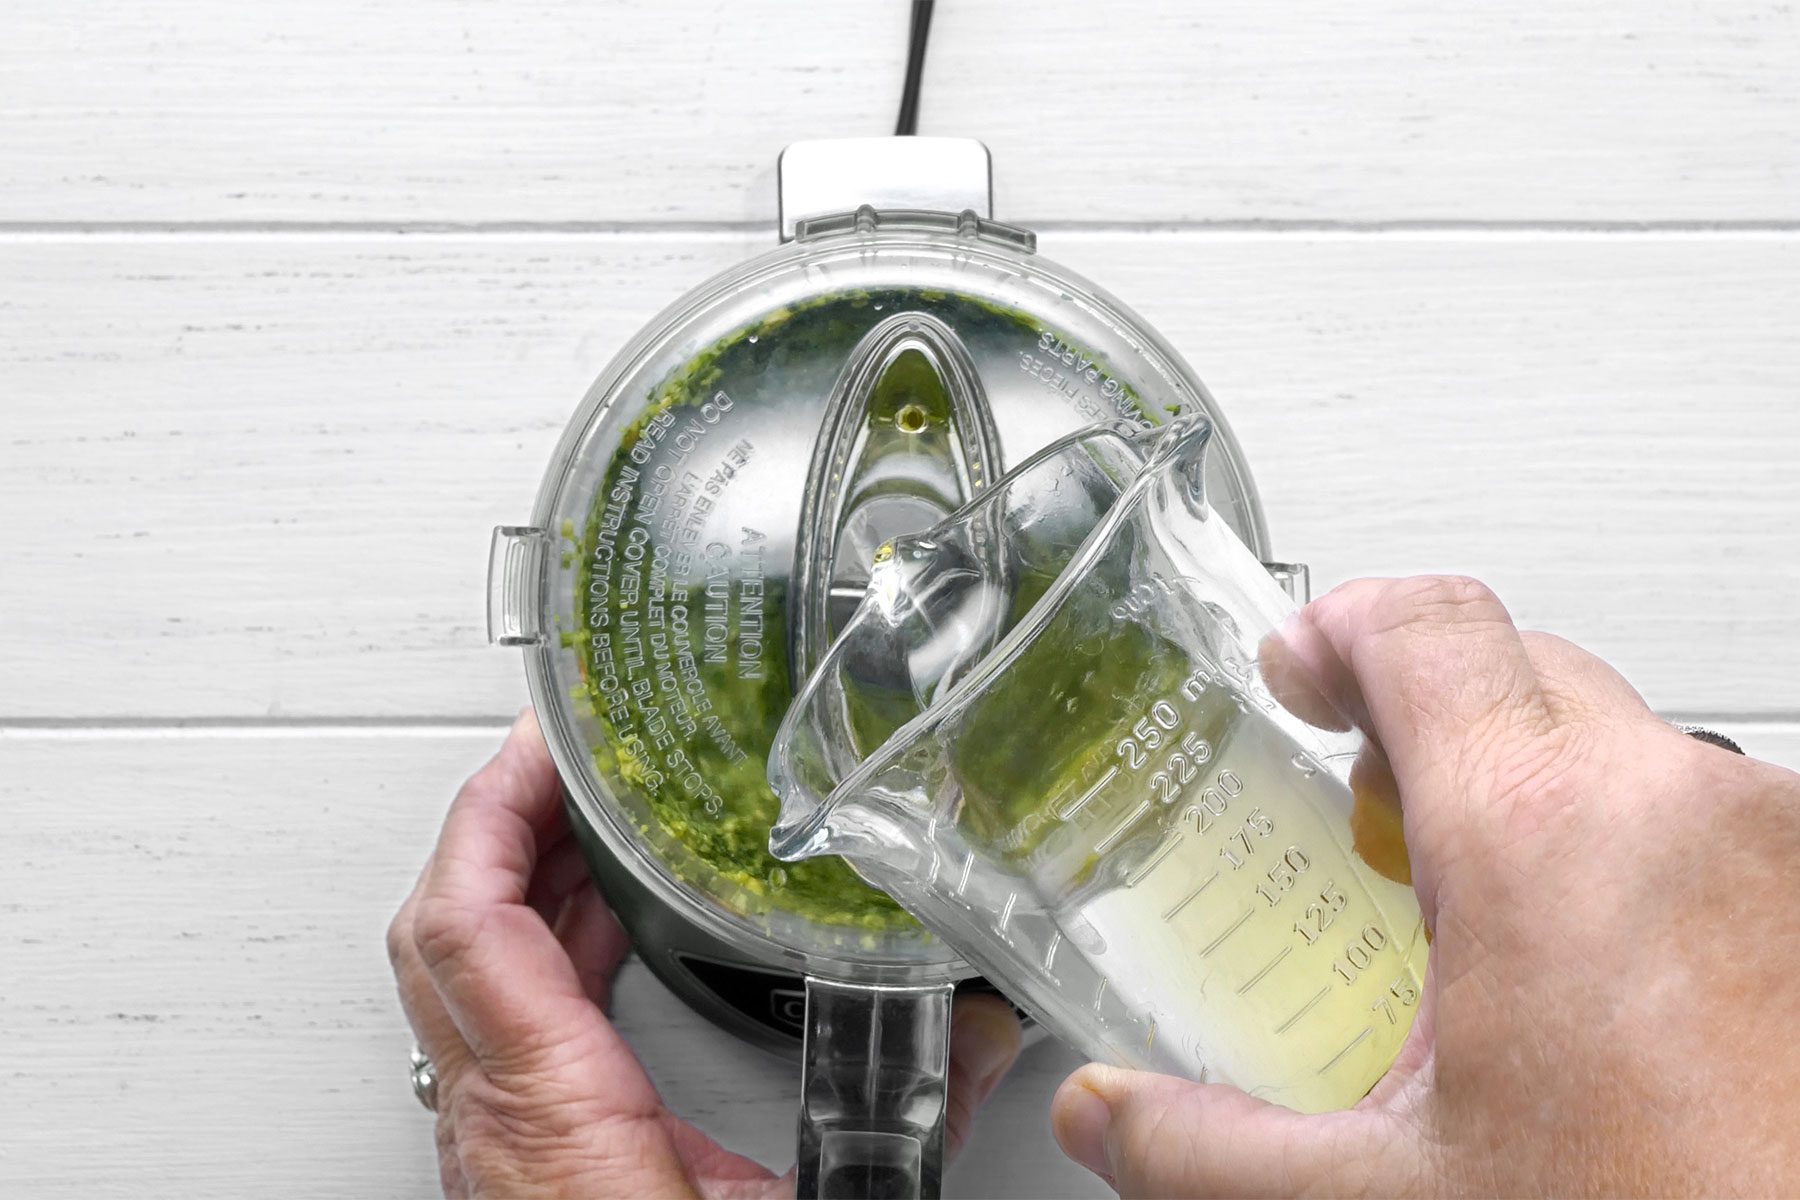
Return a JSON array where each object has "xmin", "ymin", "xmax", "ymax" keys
[{"xmin": 794, "ymin": 976, "xmax": 954, "ymax": 1200}]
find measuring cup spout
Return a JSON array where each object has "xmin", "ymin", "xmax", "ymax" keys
[
  {"xmin": 768, "ymin": 525, "xmax": 1009, "ymax": 872},
  {"xmin": 764, "ymin": 664, "xmax": 869, "ymax": 865}
]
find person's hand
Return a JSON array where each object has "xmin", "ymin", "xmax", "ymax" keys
[
  {"xmin": 1051, "ymin": 575, "xmax": 1800, "ymax": 1197},
  {"xmin": 388, "ymin": 712, "xmax": 1022, "ymax": 1198}
]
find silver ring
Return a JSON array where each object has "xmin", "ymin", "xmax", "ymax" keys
[{"xmin": 409, "ymin": 1043, "xmax": 438, "ymax": 1112}]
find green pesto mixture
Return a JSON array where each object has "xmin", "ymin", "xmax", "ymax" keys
[{"xmin": 566, "ymin": 287, "xmax": 1156, "ymax": 929}]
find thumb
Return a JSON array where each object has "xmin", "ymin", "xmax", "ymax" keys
[{"xmin": 1052, "ymin": 1065, "xmax": 1411, "ymax": 1197}]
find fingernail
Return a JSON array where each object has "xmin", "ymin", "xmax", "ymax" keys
[
  {"xmin": 1054, "ymin": 1083, "xmax": 1112, "ymax": 1178},
  {"xmin": 949, "ymin": 1002, "xmax": 1021, "ymax": 1098}
]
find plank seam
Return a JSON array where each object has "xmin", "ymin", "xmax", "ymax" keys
[
  {"xmin": 2, "ymin": 219, "xmax": 1800, "ymax": 238},
  {"xmin": 0, "ymin": 717, "xmax": 514, "ymax": 738}
]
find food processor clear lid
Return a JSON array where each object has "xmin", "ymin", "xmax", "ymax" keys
[{"xmin": 489, "ymin": 198, "xmax": 1278, "ymax": 979}]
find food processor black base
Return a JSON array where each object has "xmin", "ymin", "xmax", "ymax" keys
[
  {"xmin": 566, "ymin": 792, "xmax": 1023, "ymax": 1058},
  {"xmin": 564, "ymin": 791, "xmax": 811, "ymax": 1055}
]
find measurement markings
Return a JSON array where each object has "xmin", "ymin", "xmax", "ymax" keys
[
  {"xmin": 1125, "ymin": 833, "xmax": 1183, "ymax": 886},
  {"xmin": 994, "ymin": 892, "xmax": 1017, "ymax": 938},
  {"xmin": 1317, "ymin": 1026, "xmax": 1374, "ymax": 1075},
  {"xmin": 1236, "ymin": 945, "xmax": 1292, "ymax": 995},
  {"xmin": 1095, "ymin": 798, "xmax": 1153, "ymax": 853},
  {"xmin": 1058, "ymin": 765, "xmax": 1119, "ymax": 820},
  {"xmin": 1163, "ymin": 871, "xmax": 1219, "ymax": 921},
  {"xmin": 1275, "ymin": 986, "xmax": 1330, "ymax": 1035},
  {"xmin": 1200, "ymin": 907, "xmax": 1253, "ymax": 957},
  {"xmin": 1042, "ymin": 930, "xmax": 1063, "ymax": 972}
]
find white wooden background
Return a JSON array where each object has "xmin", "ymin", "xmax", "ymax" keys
[{"xmin": 5, "ymin": 3, "xmax": 1799, "ymax": 1196}]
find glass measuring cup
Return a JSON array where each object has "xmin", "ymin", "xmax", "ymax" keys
[{"xmin": 768, "ymin": 416, "xmax": 1427, "ymax": 1113}]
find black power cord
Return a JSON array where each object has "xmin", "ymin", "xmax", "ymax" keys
[{"xmin": 894, "ymin": 0, "xmax": 935, "ymax": 135}]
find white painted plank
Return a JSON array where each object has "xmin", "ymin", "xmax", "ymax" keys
[
  {"xmin": 0, "ymin": 730, "xmax": 1102, "ymax": 1200},
  {"xmin": 3, "ymin": 231, "xmax": 1796, "ymax": 718},
  {"xmin": 3, "ymin": 1, "xmax": 1798, "ymax": 225},
  {"xmin": 5, "ymin": 725, "xmax": 1796, "ymax": 1196}
]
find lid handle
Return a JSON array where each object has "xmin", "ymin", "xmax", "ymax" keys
[
  {"xmin": 789, "ymin": 312, "xmax": 1005, "ymax": 688},
  {"xmin": 487, "ymin": 526, "xmax": 548, "ymax": 646}
]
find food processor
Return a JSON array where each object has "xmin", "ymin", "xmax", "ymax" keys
[{"xmin": 487, "ymin": 137, "xmax": 1306, "ymax": 1197}]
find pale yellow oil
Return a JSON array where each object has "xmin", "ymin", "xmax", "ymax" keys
[{"xmin": 1034, "ymin": 688, "xmax": 1426, "ymax": 1113}]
